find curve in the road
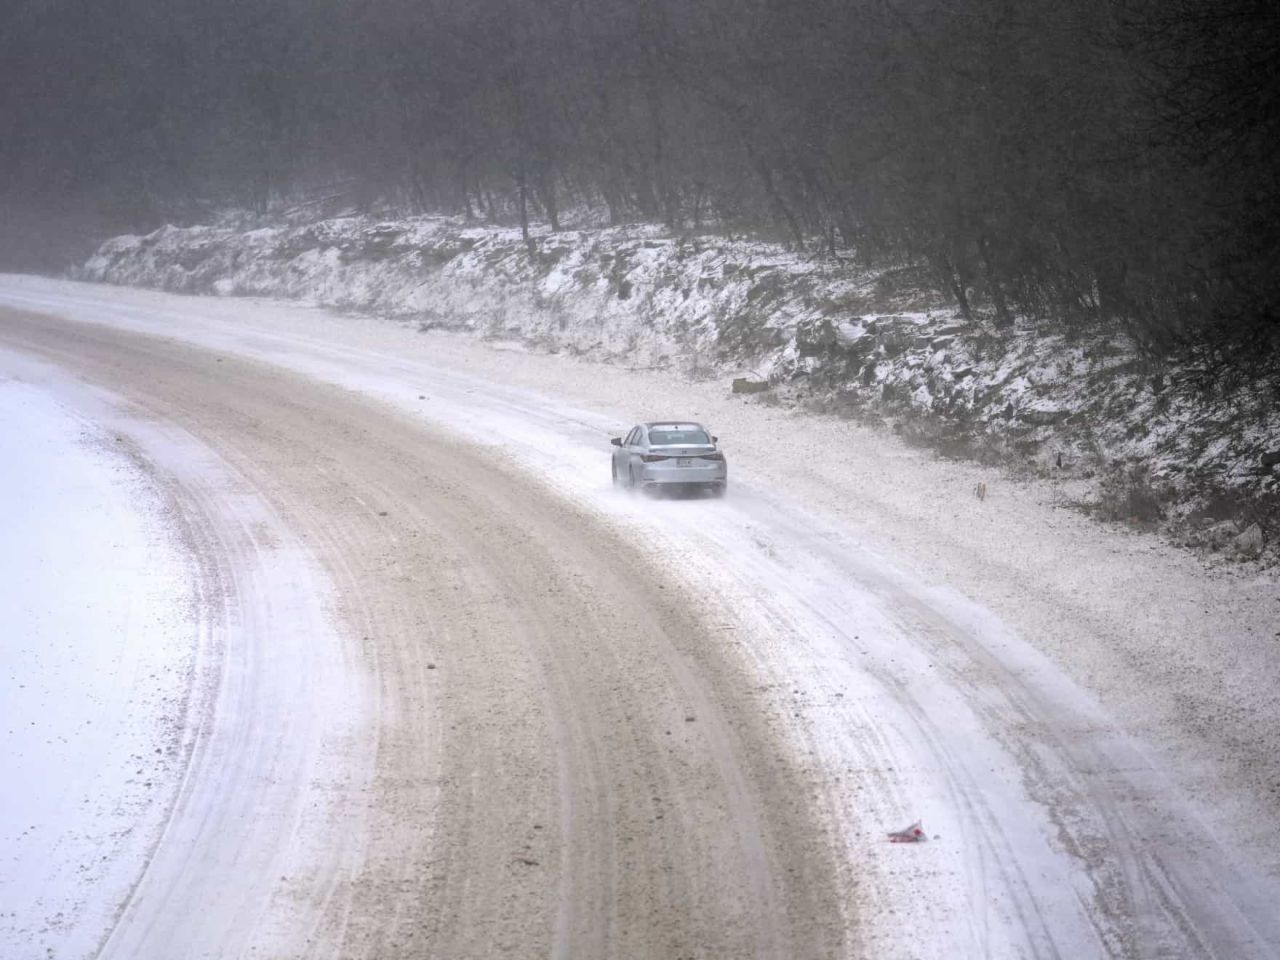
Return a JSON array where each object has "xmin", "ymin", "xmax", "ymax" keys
[
  {"xmin": 4, "ymin": 280, "xmax": 1279, "ymax": 959},
  {"xmin": 0, "ymin": 310, "xmax": 850, "ymax": 959}
]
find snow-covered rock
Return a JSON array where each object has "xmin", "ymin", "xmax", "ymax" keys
[{"xmin": 1233, "ymin": 523, "xmax": 1265, "ymax": 559}]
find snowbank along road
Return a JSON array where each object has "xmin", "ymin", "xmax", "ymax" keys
[{"xmin": 1, "ymin": 275, "xmax": 1279, "ymax": 960}]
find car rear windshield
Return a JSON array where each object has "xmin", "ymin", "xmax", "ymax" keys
[{"xmin": 649, "ymin": 428, "xmax": 710, "ymax": 445}]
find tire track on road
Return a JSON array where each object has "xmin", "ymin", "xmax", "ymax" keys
[{"xmin": 0, "ymin": 309, "xmax": 850, "ymax": 959}]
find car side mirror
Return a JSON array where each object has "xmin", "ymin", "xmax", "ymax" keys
[
  {"xmin": 610, "ymin": 437, "xmax": 622, "ymax": 446},
  {"xmin": 712, "ymin": 436, "xmax": 719, "ymax": 443}
]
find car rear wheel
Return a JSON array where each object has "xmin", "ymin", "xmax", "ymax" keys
[{"xmin": 709, "ymin": 481, "xmax": 726, "ymax": 498}]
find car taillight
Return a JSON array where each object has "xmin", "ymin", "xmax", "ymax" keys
[
  {"xmin": 641, "ymin": 454, "xmax": 669, "ymax": 462},
  {"xmin": 699, "ymin": 452, "xmax": 724, "ymax": 461}
]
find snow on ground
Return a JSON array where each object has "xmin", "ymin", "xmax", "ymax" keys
[
  {"xmin": 76, "ymin": 214, "xmax": 1280, "ymax": 555},
  {"xmin": 3, "ymin": 277, "xmax": 1278, "ymax": 957},
  {"xmin": 0, "ymin": 364, "xmax": 193, "ymax": 958},
  {"xmin": 0, "ymin": 345, "xmax": 372, "ymax": 960}
]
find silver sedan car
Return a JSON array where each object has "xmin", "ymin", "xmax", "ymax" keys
[{"xmin": 610, "ymin": 421, "xmax": 727, "ymax": 496}]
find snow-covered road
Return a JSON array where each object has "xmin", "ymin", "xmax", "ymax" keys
[
  {"xmin": 0, "ymin": 347, "xmax": 370, "ymax": 959},
  {"xmin": 2, "ymin": 275, "xmax": 1278, "ymax": 959},
  {"xmin": 0, "ymin": 372, "xmax": 194, "ymax": 957}
]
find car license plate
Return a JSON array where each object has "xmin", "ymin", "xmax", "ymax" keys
[{"xmin": 677, "ymin": 457, "xmax": 693, "ymax": 467}]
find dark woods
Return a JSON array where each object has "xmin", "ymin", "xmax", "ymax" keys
[{"xmin": 2, "ymin": 0, "xmax": 1277, "ymax": 377}]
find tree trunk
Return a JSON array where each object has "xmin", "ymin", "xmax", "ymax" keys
[
  {"xmin": 1094, "ymin": 259, "xmax": 1129, "ymax": 322},
  {"xmin": 933, "ymin": 251, "xmax": 973, "ymax": 323},
  {"xmin": 517, "ymin": 170, "xmax": 534, "ymax": 257},
  {"xmin": 603, "ymin": 185, "xmax": 623, "ymax": 227},
  {"xmin": 979, "ymin": 235, "xmax": 1012, "ymax": 328},
  {"xmin": 642, "ymin": 46, "xmax": 676, "ymax": 229},
  {"xmin": 950, "ymin": 267, "xmax": 974, "ymax": 323},
  {"xmin": 409, "ymin": 167, "xmax": 429, "ymax": 213},
  {"xmin": 538, "ymin": 169, "xmax": 560, "ymax": 231},
  {"xmin": 754, "ymin": 155, "xmax": 804, "ymax": 249},
  {"xmin": 456, "ymin": 158, "xmax": 474, "ymax": 220}
]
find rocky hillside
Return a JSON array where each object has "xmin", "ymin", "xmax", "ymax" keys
[{"xmin": 78, "ymin": 214, "xmax": 1278, "ymax": 562}]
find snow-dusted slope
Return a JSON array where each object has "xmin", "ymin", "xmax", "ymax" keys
[{"xmin": 78, "ymin": 215, "xmax": 1279, "ymax": 555}]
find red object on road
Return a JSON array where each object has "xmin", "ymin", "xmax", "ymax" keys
[{"xmin": 888, "ymin": 820, "xmax": 926, "ymax": 843}]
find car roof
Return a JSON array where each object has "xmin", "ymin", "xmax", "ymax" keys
[{"xmin": 643, "ymin": 420, "xmax": 706, "ymax": 430}]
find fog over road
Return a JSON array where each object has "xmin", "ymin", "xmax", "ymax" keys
[{"xmin": 2, "ymin": 277, "xmax": 1279, "ymax": 959}]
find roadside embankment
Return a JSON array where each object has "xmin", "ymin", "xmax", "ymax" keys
[{"xmin": 77, "ymin": 214, "xmax": 1280, "ymax": 561}]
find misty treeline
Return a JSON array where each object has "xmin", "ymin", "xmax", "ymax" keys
[{"xmin": 3, "ymin": 0, "xmax": 1277, "ymax": 375}]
